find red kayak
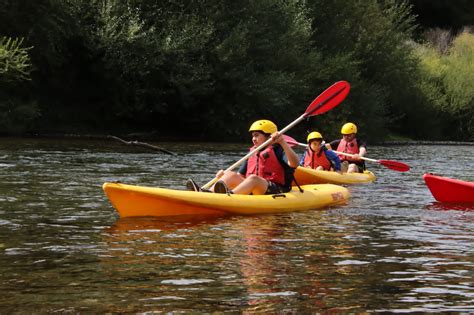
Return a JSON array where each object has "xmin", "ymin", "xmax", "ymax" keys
[{"xmin": 423, "ymin": 173, "xmax": 474, "ymax": 203}]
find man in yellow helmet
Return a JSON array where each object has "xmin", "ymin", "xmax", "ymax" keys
[
  {"xmin": 188, "ymin": 119, "xmax": 299, "ymax": 195},
  {"xmin": 327, "ymin": 122, "xmax": 367, "ymax": 173},
  {"xmin": 300, "ymin": 131, "xmax": 341, "ymax": 172}
]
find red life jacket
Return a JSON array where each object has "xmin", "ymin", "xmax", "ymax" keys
[
  {"xmin": 336, "ymin": 138, "xmax": 359, "ymax": 161},
  {"xmin": 246, "ymin": 145, "xmax": 286, "ymax": 186},
  {"xmin": 303, "ymin": 148, "xmax": 332, "ymax": 170}
]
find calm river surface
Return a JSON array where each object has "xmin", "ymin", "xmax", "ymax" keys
[{"xmin": 0, "ymin": 138, "xmax": 473, "ymax": 313}]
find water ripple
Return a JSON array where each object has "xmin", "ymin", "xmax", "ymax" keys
[{"xmin": 0, "ymin": 140, "xmax": 473, "ymax": 313}]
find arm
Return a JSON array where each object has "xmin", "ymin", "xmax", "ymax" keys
[
  {"xmin": 237, "ymin": 160, "xmax": 248, "ymax": 176},
  {"xmin": 325, "ymin": 149, "xmax": 341, "ymax": 171},
  {"xmin": 358, "ymin": 140, "xmax": 367, "ymax": 157},
  {"xmin": 299, "ymin": 151, "xmax": 306, "ymax": 166},
  {"xmin": 272, "ymin": 132, "xmax": 300, "ymax": 168},
  {"xmin": 352, "ymin": 139, "xmax": 367, "ymax": 160}
]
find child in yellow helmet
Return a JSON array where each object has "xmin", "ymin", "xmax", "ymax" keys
[
  {"xmin": 187, "ymin": 120, "xmax": 300, "ymax": 194},
  {"xmin": 300, "ymin": 131, "xmax": 341, "ymax": 172}
]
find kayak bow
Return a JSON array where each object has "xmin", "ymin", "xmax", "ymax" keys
[
  {"xmin": 423, "ymin": 173, "xmax": 474, "ymax": 203},
  {"xmin": 294, "ymin": 166, "xmax": 376, "ymax": 185}
]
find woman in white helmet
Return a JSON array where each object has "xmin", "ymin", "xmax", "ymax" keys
[
  {"xmin": 188, "ymin": 119, "xmax": 299, "ymax": 194},
  {"xmin": 327, "ymin": 122, "xmax": 367, "ymax": 173}
]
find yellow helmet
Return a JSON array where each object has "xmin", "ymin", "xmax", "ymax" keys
[
  {"xmin": 341, "ymin": 122, "xmax": 357, "ymax": 134},
  {"xmin": 307, "ymin": 131, "xmax": 323, "ymax": 143},
  {"xmin": 249, "ymin": 120, "xmax": 277, "ymax": 134}
]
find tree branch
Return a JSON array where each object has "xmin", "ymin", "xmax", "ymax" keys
[{"xmin": 108, "ymin": 135, "xmax": 177, "ymax": 155}]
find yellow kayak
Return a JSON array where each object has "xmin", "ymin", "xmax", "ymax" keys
[
  {"xmin": 294, "ymin": 166, "xmax": 376, "ymax": 185},
  {"xmin": 103, "ymin": 182, "xmax": 350, "ymax": 218}
]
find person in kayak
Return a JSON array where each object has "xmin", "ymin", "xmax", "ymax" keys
[
  {"xmin": 300, "ymin": 131, "xmax": 341, "ymax": 172},
  {"xmin": 188, "ymin": 120, "xmax": 299, "ymax": 195},
  {"xmin": 326, "ymin": 122, "xmax": 367, "ymax": 173}
]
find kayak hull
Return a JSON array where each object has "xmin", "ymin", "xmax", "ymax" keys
[
  {"xmin": 294, "ymin": 166, "xmax": 376, "ymax": 185},
  {"xmin": 103, "ymin": 182, "xmax": 350, "ymax": 218},
  {"xmin": 423, "ymin": 173, "xmax": 474, "ymax": 203}
]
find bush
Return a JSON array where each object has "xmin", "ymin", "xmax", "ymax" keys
[
  {"xmin": 0, "ymin": 36, "xmax": 39, "ymax": 134},
  {"xmin": 415, "ymin": 30, "xmax": 474, "ymax": 140},
  {"xmin": 0, "ymin": 36, "xmax": 31, "ymax": 82}
]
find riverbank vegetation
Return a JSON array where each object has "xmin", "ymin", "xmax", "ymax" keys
[{"xmin": 0, "ymin": 0, "xmax": 472, "ymax": 141}]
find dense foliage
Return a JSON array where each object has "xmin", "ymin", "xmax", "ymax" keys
[
  {"xmin": 415, "ymin": 31, "xmax": 474, "ymax": 139},
  {"xmin": 0, "ymin": 0, "xmax": 472, "ymax": 141},
  {"xmin": 0, "ymin": 35, "xmax": 39, "ymax": 134}
]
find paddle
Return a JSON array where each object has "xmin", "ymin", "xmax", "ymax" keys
[
  {"xmin": 333, "ymin": 151, "xmax": 410, "ymax": 172},
  {"xmin": 201, "ymin": 81, "xmax": 351, "ymax": 190},
  {"xmin": 284, "ymin": 137, "xmax": 410, "ymax": 172}
]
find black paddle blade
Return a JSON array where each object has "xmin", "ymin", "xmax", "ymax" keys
[
  {"xmin": 379, "ymin": 160, "xmax": 410, "ymax": 172},
  {"xmin": 305, "ymin": 81, "xmax": 350, "ymax": 117}
]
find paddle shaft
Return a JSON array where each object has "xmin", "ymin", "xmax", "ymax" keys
[
  {"xmin": 332, "ymin": 150, "xmax": 375, "ymax": 162},
  {"xmin": 294, "ymin": 140, "xmax": 410, "ymax": 170},
  {"xmin": 332, "ymin": 149, "xmax": 409, "ymax": 171},
  {"xmin": 293, "ymin": 141, "xmax": 374, "ymax": 161},
  {"xmin": 201, "ymin": 113, "xmax": 308, "ymax": 189},
  {"xmin": 200, "ymin": 80, "xmax": 351, "ymax": 189}
]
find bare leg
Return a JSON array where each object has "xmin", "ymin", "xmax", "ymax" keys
[
  {"xmin": 341, "ymin": 161, "xmax": 349, "ymax": 173},
  {"xmin": 213, "ymin": 171, "xmax": 244, "ymax": 191},
  {"xmin": 347, "ymin": 163, "xmax": 358, "ymax": 173},
  {"xmin": 233, "ymin": 174, "xmax": 269, "ymax": 195}
]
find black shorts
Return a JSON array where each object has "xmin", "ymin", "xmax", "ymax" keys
[
  {"xmin": 265, "ymin": 181, "xmax": 291, "ymax": 194},
  {"xmin": 354, "ymin": 161, "xmax": 366, "ymax": 173}
]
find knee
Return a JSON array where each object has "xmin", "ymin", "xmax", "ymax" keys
[
  {"xmin": 246, "ymin": 174, "xmax": 260, "ymax": 182},
  {"xmin": 245, "ymin": 174, "xmax": 267, "ymax": 185}
]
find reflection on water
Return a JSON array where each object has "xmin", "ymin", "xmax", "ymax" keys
[
  {"xmin": 0, "ymin": 139, "xmax": 473, "ymax": 313},
  {"xmin": 426, "ymin": 202, "xmax": 474, "ymax": 212}
]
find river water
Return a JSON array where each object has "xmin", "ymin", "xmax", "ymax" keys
[{"xmin": 0, "ymin": 138, "xmax": 473, "ymax": 313}]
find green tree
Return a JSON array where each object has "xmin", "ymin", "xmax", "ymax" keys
[
  {"xmin": 92, "ymin": 0, "xmax": 324, "ymax": 139},
  {"xmin": 0, "ymin": 0, "xmax": 102, "ymax": 133},
  {"xmin": 0, "ymin": 36, "xmax": 39, "ymax": 134},
  {"xmin": 0, "ymin": 36, "xmax": 31, "ymax": 81},
  {"xmin": 415, "ymin": 31, "xmax": 474, "ymax": 141},
  {"xmin": 306, "ymin": 0, "xmax": 428, "ymax": 141},
  {"xmin": 1, "ymin": 0, "xmax": 470, "ymax": 141},
  {"xmin": 443, "ymin": 32, "xmax": 474, "ymax": 117}
]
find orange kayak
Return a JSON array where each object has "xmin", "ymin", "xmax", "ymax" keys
[{"xmin": 103, "ymin": 182, "xmax": 350, "ymax": 218}]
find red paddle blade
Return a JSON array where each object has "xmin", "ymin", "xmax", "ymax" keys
[
  {"xmin": 305, "ymin": 81, "xmax": 350, "ymax": 117},
  {"xmin": 379, "ymin": 160, "xmax": 411, "ymax": 172},
  {"xmin": 283, "ymin": 135, "xmax": 298, "ymax": 147}
]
